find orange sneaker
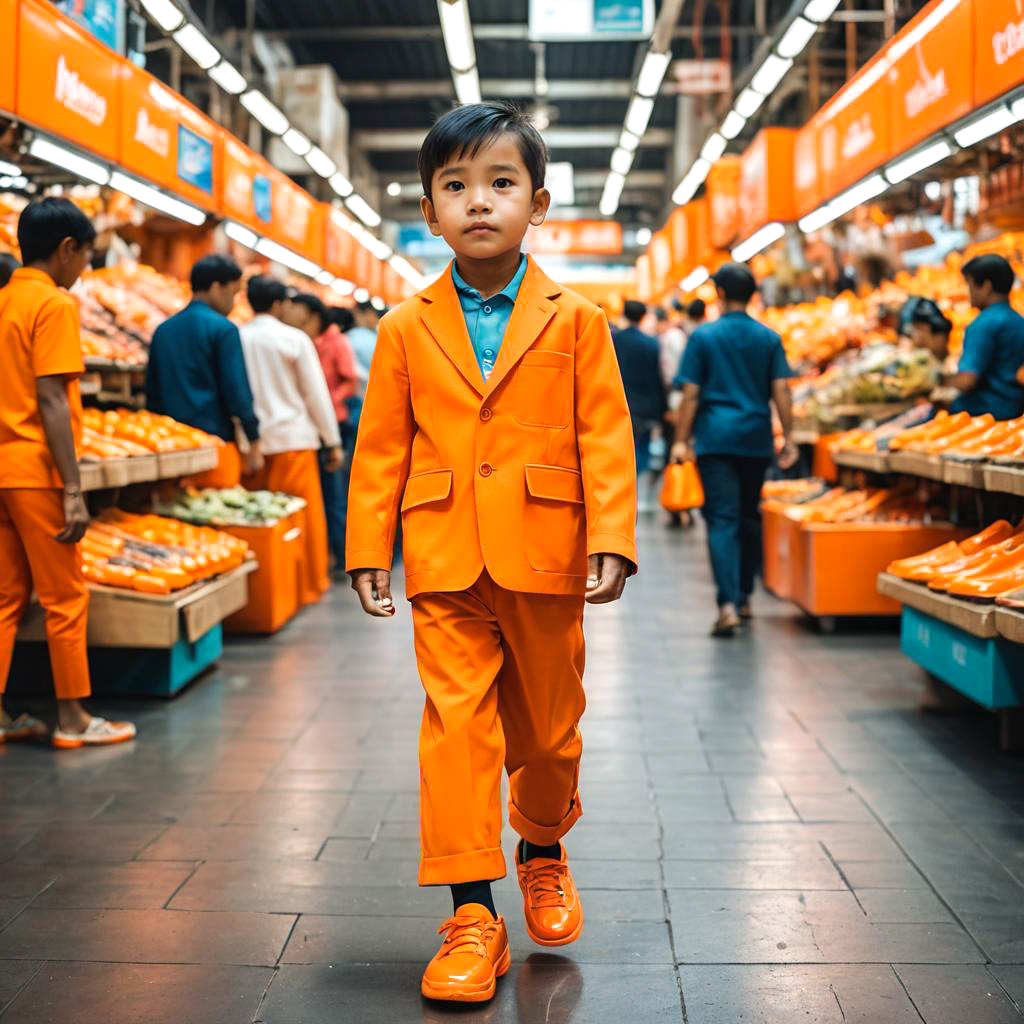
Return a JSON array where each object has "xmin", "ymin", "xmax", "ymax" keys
[
  {"xmin": 421, "ymin": 905, "xmax": 510, "ymax": 1003},
  {"xmin": 515, "ymin": 843, "xmax": 584, "ymax": 947}
]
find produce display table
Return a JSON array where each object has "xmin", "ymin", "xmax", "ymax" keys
[
  {"xmin": 834, "ymin": 450, "xmax": 891, "ymax": 474},
  {"xmin": 835, "ymin": 449, "xmax": 1024, "ymax": 496},
  {"xmin": 79, "ymin": 447, "xmax": 218, "ymax": 492},
  {"xmin": 887, "ymin": 451, "xmax": 945, "ymax": 481},
  {"xmin": 877, "ymin": 573, "xmax": 996, "ymax": 638}
]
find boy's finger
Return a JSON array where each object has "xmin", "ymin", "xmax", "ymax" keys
[
  {"xmin": 373, "ymin": 571, "xmax": 396, "ymax": 614},
  {"xmin": 355, "ymin": 578, "xmax": 391, "ymax": 617}
]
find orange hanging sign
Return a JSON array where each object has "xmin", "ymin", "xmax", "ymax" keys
[
  {"xmin": 635, "ymin": 253, "xmax": 651, "ymax": 302},
  {"xmin": 691, "ymin": 198, "xmax": 711, "ymax": 268},
  {"xmin": 269, "ymin": 168, "xmax": 320, "ymax": 262},
  {"xmin": 0, "ymin": 0, "xmax": 15, "ymax": 116},
  {"xmin": 974, "ymin": 0, "xmax": 1024, "ymax": 108},
  {"xmin": 325, "ymin": 207, "xmax": 357, "ymax": 281},
  {"xmin": 887, "ymin": 0, "xmax": 974, "ymax": 153},
  {"xmin": 17, "ymin": 0, "xmax": 121, "ymax": 162},
  {"xmin": 793, "ymin": 118, "xmax": 822, "ymax": 218},
  {"xmin": 707, "ymin": 156, "xmax": 741, "ymax": 250},
  {"xmin": 221, "ymin": 136, "xmax": 271, "ymax": 231},
  {"xmin": 739, "ymin": 128, "xmax": 796, "ymax": 239},
  {"xmin": 527, "ymin": 220, "xmax": 623, "ymax": 255},
  {"xmin": 649, "ymin": 228, "xmax": 673, "ymax": 297},
  {"xmin": 667, "ymin": 205, "xmax": 689, "ymax": 279}
]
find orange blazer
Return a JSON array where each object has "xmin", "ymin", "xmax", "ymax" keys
[{"xmin": 345, "ymin": 258, "xmax": 637, "ymax": 599}]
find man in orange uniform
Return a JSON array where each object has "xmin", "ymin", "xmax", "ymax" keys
[
  {"xmin": 346, "ymin": 103, "xmax": 636, "ymax": 1003},
  {"xmin": 0, "ymin": 199, "xmax": 135, "ymax": 748}
]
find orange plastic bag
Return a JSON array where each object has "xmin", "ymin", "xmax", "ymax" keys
[{"xmin": 660, "ymin": 461, "xmax": 704, "ymax": 511}]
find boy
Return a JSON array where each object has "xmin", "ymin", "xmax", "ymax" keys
[
  {"xmin": 346, "ymin": 102, "xmax": 637, "ymax": 1003},
  {"xmin": 0, "ymin": 198, "xmax": 134, "ymax": 747}
]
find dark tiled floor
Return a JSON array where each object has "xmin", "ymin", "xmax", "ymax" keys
[{"xmin": 2, "ymin": 519, "xmax": 1024, "ymax": 1022}]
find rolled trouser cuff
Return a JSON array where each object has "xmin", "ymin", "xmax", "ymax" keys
[
  {"xmin": 509, "ymin": 792, "xmax": 583, "ymax": 846},
  {"xmin": 418, "ymin": 846, "xmax": 507, "ymax": 886}
]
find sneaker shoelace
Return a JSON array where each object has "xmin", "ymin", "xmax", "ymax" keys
[
  {"xmin": 436, "ymin": 914, "xmax": 499, "ymax": 959},
  {"xmin": 521, "ymin": 860, "xmax": 569, "ymax": 908}
]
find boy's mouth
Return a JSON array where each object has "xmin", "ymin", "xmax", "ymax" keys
[{"xmin": 465, "ymin": 222, "xmax": 497, "ymax": 235}]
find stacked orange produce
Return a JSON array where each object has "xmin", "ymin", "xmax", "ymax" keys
[
  {"xmin": 81, "ymin": 409, "xmax": 218, "ymax": 461},
  {"xmin": 80, "ymin": 510, "xmax": 248, "ymax": 595}
]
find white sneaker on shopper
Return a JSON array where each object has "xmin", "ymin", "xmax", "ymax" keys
[{"xmin": 52, "ymin": 717, "xmax": 136, "ymax": 749}]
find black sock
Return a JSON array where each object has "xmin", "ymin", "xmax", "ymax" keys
[
  {"xmin": 451, "ymin": 880, "xmax": 496, "ymax": 918},
  {"xmin": 519, "ymin": 838, "xmax": 562, "ymax": 862}
]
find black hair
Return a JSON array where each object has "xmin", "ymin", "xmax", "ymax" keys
[
  {"xmin": 0, "ymin": 251, "xmax": 20, "ymax": 288},
  {"xmin": 291, "ymin": 291, "xmax": 329, "ymax": 328},
  {"xmin": 687, "ymin": 298, "xmax": 707, "ymax": 320},
  {"xmin": 191, "ymin": 254, "xmax": 242, "ymax": 293},
  {"xmin": 355, "ymin": 299, "xmax": 378, "ymax": 317},
  {"xmin": 962, "ymin": 254, "xmax": 1016, "ymax": 295},
  {"xmin": 417, "ymin": 101, "xmax": 547, "ymax": 200},
  {"xmin": 653, "ymin": 306, "xmax": 668, "ymax": 322},
  {"xmin": 910, "ymin": 298, "xmax": 952, "ymax": 336},
  {"xmin": 332, "ymin": 306, "xmax": 355, "ymax": 333},
  {"xmin": 712, "ymin": 263, "xmax": 758, "ymax": 303},
  {"xmin": 17, "ymin": 197, "xmax": 96, "ymax": 265},
  {"xmin": 247, "ymin": 274, "xmax": 289, "ymax": 314},
  {"xmin": 623, "ymin": 299, "xmax": 647, "ymax": 324}
]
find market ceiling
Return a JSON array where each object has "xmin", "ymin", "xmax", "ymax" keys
[{"xmin": 153, "ymin": 0, "xmax": 926, "ymax": 229}]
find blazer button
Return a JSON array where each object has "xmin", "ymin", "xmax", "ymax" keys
[
  {"xmin": 479, "ymin": 463, "xmax": 493, "ymax": 477},
  {"xmin": 480, "ymin": 407, "xmax": 493, "ymax": 421}
]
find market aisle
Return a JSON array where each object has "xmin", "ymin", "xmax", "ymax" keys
[{"xmin": 1, "ymin": 520, "xmax": 1023, "ymax": 1023}]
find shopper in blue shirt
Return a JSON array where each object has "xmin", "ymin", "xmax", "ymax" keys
[
  {"xmin": 671, "ymin": 263, "xmax": 797, "ymax": 637},
  {"xmin": 146, "ymin": 255, "xmax": 262, "ymax": 485},
  {"xmin": 944, "ymin": 255, "xmax": 1024, "ymax": 421}
]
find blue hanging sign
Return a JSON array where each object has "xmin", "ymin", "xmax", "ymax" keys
[{"xmin": 177, "ymin": 125, "xmax": 214, "ymax": 195}]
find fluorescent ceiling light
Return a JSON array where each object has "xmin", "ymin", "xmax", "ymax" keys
[
  {"xmin": 750, "ymin": 54, "xmax": 793, "ymax": 95},
  {"xmin": 803, "ymin": 0, "xmax": 841, "ymax": 22},
  {"xmin": 734, "ymin": 87, "xmax": 767, "ymax": 119},
  {"xmin": 390, "ymin": 255, "xmax": 426, "ymax": 288},
  {"xmin": 1012, "ymin": 96, "xmax": 1024, "ymax": 120},
  {"xmin": 345, "ymin": 193, "xmax": 382, "ymax": 227},
  {"xmin": 619, "ymin": 130, "xmax": 640, "ymax": 153},
  {"xmin": 953, "ymin": 106, "xmax": 1019, "ymax": 148},
  {"xmin": 624, "ymin": 96, "xmax": 655, "ymax": 138},
  {"xmin": 437, "ymin": 0, "xmax": 476, "ymax": 72},
  {"xmin": 172, "ymin": 24, "xmax": 220, "ymax": 70},
  {"xmin": 798, "ymin": 204, "xmax": 837, "ymax": 233},
  {"xmin": 636, "ymin": 50, "xmax": 672, "ymax": 98},
  {"xmin": 364, "ymin": 235, "xmax": 393, "ymax": 261},
  {"xmin": 635, "ymin": 226, "xmax": 652, "ymax": 246},
  {"xmin": 776, "ymin": 17, "xmax": 817, "ymax": 59},
  {"xmin": 110, "ymin": 171, "xmax": 207, "ymax": 226},
  {"xmin": 329, "ymin": 172, "xmax": 354, "ymax": 198},
  {"xmin": 884, "ymin": 139, "xmax": 953, "ymax": 185},
  {"xmin": 139, "ymin": 0, "xmax": 184, "ymax": 31},
  {"xmin": 331, "ymin": 278, "xmax": 356, "ymax": 296},
  {"xmin": 305, "ymin": 146, "xmax": 337, "ymax": 178},
  {"xmin": 599, "ymin": 172, "xmax": 626, "ymax": 217},
  {"xmin": 315, "ymin": 270, "xmax": 335, "ymax": 286},
  {"xmin": 224, "ymin": 220, "xmax": 258, "ymax": 249},
  {"xmin": 240, "ymin": 90, "xmax": 289, "ymax": 136},
  {"xmin": 28, "ymin": 137, "xmax": 109, "ymax": 185},
  {"xmin": 354, "ymin": 287, "xmax": 370, "ymax": 303},
  {"xmin": 671, "ymin": 157, "xmax": 711, "ymax": 206},
  {"xmin": 0, "ymin": 159, "xmax": 20, "ymax": 177},
  {"xmin": 721, "ymin": 110, "xmax": 746, "ymax": 140},
  {"xmin": 610, "ymin": 146, "xmax": 635, "ymax": 175},
  {"xmin": 282, "ymin": 128, "xmax": 312, "ymax": 157},
  {"xmin": 829, "ymin": 172, "xmax": 889, "ymax": 217},
  {"xmin": 386, "ymin": 181, "xmax": 402, "ymax": 197},
  {"xmin": 732, "ymin": 221, "xmax": 786, "ymax": 263},
  {"xmin": 681, "ymin": 266, "xmax": 710, "ymax": 291},
  {"xmin": 700, "ymin": 133, "xmax": 727, "ymax": 163},
  {"xmin": 255, "ymin": 236, "xmax": 322, "ymax": 279},
  {"xmin": 207, "ymin": 60, "xmax": 246, "ymax": 95},
  {"xmin": 371, "ymin": 296, "xmax": 386, "ymax": 311},
  {"xmin": 924, "ymin": 181, "xmax": 942, "ymax": 201},
  {"xmin": 453, "ymin": 68, "xmax": 482, "ymax": 105}
]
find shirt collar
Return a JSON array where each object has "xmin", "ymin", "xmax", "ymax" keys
[
  {"xmin": 10, "ymin": 267, "xmax": 56, "ymax": 287},
  {"xmin": 452, "ymin": 254, "xmax": 528, "ymax": 304}
]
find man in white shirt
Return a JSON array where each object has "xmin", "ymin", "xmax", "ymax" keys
[{"xmin": 240, "ymin": 276, "xmax": 342, "ymax": 605}]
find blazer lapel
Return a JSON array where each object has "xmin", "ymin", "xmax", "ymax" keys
[
  {"xmin": 485, "ymin": 260, "xmax": 562, "ymax": 395},
  {"xmin": 418, "ymin": 264, "xmax": 485, "ymax": 397}
]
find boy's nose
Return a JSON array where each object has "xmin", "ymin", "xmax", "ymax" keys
[{"xmin": 467, "ymin": 192, "xmax": 492, "ymax": 213}]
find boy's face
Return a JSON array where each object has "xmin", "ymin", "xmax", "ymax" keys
[
  {"xmin": 54, "ymin": 237, "xmax": 93, "ymax": 290},
  {"xmin": 420, "ymin": 134, "xmax": 550, "ymax": 261}
]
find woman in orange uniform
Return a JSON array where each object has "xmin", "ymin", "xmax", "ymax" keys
[{"xmin": 0, "ymin": 199, "xmax": 135, "ymax": 748}]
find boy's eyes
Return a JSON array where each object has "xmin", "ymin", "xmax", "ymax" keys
[{"xmin": 442, "ymin": 178, "xmax": 516, "ymax": 192}]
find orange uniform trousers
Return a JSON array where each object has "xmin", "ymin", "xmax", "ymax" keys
[
  {"xmin": 0, "ymin": 489, "xmax": 90, "ymax": 700},
  {"xmin": 247, "ymin": 449, "xmax": 328, "ymax": 605},
  {"xmin": 412, "ymin": 570, "xmax": 585, "ymax": 886},
  {"xmin": 189, "ymin": 441, "xmax": 242, "ymax": 490}
]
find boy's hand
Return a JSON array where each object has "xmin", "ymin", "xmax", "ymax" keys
[
  {"xmin": 585, "ymin": 553, "xmax": 629, "ymax": 604},
  {"xmin": 351, "ymin": 568, "xmax": 396, "ymax": 617}
]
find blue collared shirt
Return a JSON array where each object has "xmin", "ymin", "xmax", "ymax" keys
[
  {"xmin": 952, "ymin": 301, "xmax": 1024, "ymax": 421},
  {"xmin": 452, "ymin": 255, "xmax": 528, "ymax": 380}
]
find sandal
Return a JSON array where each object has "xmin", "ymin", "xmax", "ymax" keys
[
  {"xmin": 711, "ymin": 609, "xmax": 742, "ymax": 638},
  {"xmin": 52, "ymin": 717, "xmax": 136, "ymax": 749},
  {"xmin": 0, "ymin": 713, "xmax": 48, "ymax": 744}
]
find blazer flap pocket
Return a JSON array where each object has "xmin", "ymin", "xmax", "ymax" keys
[
  {"xmin": 525, "ymin": 464, "xmax": 584, "ymax": 504},
  {"xmin": 401, "ymin": 469, "xmax": 453, "ymax": 511},
  {"xmin": 522, "ymin": 350, "xmax": 571, "ymax": 369}
]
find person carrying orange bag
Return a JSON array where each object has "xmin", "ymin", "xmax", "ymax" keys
[
  {"xmin": 346, "ymin": 102, "xmax": 637, "ymax": 1004},
  {"xmin": 660, "ymin": 460, "xmax": 704, "ymax": 513}
]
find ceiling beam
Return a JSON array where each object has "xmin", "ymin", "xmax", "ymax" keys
[
  {"xmin": 356, "ymin": 126, "xmax": 673, "ymax": 150},
  {"xmin": 338, "ymin": 79, "xmax": 634, "ymax": 101}
]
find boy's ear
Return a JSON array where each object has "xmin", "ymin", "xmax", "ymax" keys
[
  {"xmin": 420, "ymin": 195, "xmax": 444, "ymax": 238},
  {"xmin": 529, "ymin": 187, "xmax": 552, "ymax": 227}
]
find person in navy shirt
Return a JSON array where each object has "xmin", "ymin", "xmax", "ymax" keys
[
  {"xmin": 945, "ymin": 255, "xmax": 1024, "ymax": 421},
  {"xmin": 671, "ymin": 264, "xmax": 797, "ymax": 637}
]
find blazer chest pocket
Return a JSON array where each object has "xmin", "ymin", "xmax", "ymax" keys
[
  {"xmin": 401, "ymin": 468, "xmax": 453, "ymax": 574},
  {"xmin": 514, "ymin": 350, "xmax": 572, "ymax": 428}
]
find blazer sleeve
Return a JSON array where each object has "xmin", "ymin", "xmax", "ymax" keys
[
  {"xmin": 574, "ymin": 307, "xmax": 638, "ymax": 572},
  {"xmin": 345, "ymin": 315, "xmax": 414, "ymax": 572}
]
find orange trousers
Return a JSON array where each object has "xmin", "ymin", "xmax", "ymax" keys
[
  {"xmin": 0, "ymin": 489, "xmax": 90, "ymax": 700},
  {"xmin": 247, "ymin": 449, "xmax": 328, "ymax": 605},
  {"xmin": 412, "ymin": 571, "xmax": 586, "ymax": 885},
  {"xmin": 189, "ymin": 442, "xmax": 242, "ymax": 490}
]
